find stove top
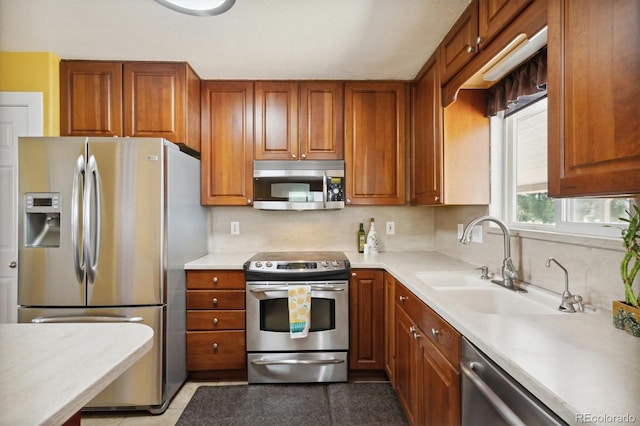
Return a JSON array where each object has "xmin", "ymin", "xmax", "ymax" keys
[{"xmin": 244, "ymin": 251, "xmax": 349, "ymax": 279}]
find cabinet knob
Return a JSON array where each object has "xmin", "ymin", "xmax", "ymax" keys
[
  {"xmin": 346, "ymin": 198, "xmax": 352, "ymax": 204},
  {"xmin": 413, "ymin": 331, "xmax": 421, "ymax": 340},
  {"xmin": 465, "ymin": 44, "xmax": 475, "ymax": 54},
  {"xmin": 351, "ymin": 272, "xmax": 357, "ymax": 277},
  {"xmin": 247, "ymin": 199, "xmax": 252, "ymax": 205},
  {"xmin": 301, "ymin": 154, "xmax": 307, "ymax": 159},
  {"xmin": 476, "ymin": 36, "xmax": 485, "ymax": 46},
  {"xmin": 212, "ymin": 298, "xmax": 218, "ymax": 305},
  {"xmin": 409, "ymin": 325, "xmax": 416, "ymax": 333},
  {"xmin": 399, "ymin": 295, "xmax": 408, "ymax": 302},
  {"xmin": 434, "ymin": 196, "xmax": 439, "ymax": 201},
  {"xmin": 213, "ymin": 318, "xmax": 219, "ymax": 325},
  {"xmin": 212, "ymin": 343, "xmax": 218, "ymax": 351},
  {"xmin": 9, "ymin": 261, "xmax": 16, "ymax": 268},
  {"xmin": 431, "ymin": 328, "xmax": 440, "ymax": 337},
  {"xmin": 212, "ymin": 276, "xmax": 218, "ymax": 283},
  {"xmin": 291, "ymin": 154, "xmax": 297, "ymax": 159}
]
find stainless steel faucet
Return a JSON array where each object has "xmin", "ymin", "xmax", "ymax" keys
[
  {"xmin": 460, "ymin": 216, "xmax": 520, "ymax": 290},
  {"xmin": 545, "ymin": 257, "xmax": 584, "ymax": 313}
]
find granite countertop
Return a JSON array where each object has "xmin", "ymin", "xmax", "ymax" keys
[
  {"xmin": 0, "ymin": 323, "xmax": 153, "ymax": 425},
  {"xmin": 185, "ymin": 251, "xmax": 640, "ymax": 426}
]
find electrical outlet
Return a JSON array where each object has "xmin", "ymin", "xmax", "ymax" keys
[
  {"xmin": 457, "ymin": 224, "xmax": 464, "ymax": 239},
  {"xmin": 471, "ymin": 225, "xmax": 483, "ymax": 243},
  {"xmin": 386, "ymin": 221, "xmax": 395, "ymax": 235},
  {"xmin": 230, "ymin": 221, "xmax": 240, "ymax": 235}
]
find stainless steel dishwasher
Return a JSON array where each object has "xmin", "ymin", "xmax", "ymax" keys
[{"xmin": 461, "ymin": 338, "xmax": 567, "ymax": 426}]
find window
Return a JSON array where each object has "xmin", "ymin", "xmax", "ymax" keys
[{"xmin": 493, "ymin": 96, "xmax": 632, "ymax": 238}]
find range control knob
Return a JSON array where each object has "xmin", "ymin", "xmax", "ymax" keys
[
  {"xmin": 321, "ymin": 261, "xmax": 329, "ymax": 267},
  {"xmin": 255, "ymin": 261, "xmax": 263, "ymax": 268},
  {"xmin": 266, "ymin": 261, "xmax": 273, "ymax": 268},
  {"xmin": 331, "ymin": 260, "xmax": 339, "ymax": 267}
]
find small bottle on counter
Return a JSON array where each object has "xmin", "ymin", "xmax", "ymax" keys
[
  {"xmin": 358, "ymin": 223, "xmax": 366, "ymax": 253},
  {"xmin": 366, "ymin": 217, "xmax": 379, "ymax": 254}
]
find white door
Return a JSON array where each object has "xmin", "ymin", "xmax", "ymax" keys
[{"xmin": 0, "ymin": 92, "xmax": 43, "ymax": 323}]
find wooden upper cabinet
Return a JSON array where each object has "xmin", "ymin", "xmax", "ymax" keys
[
  {"xmin": 200, "ymin": 81, "xmax": 254, "ymax": 206},
  {"xmin": 345, "ymin": 82, "xmax": 406, "ymax": 205},
  {"xmin": 60, "ymin": 61, "xmax": 123, "ymax": 137},
  {"xmin": 123, "ymin": 62, "xmax": 201, "ymax": 150},
  {"xmin": 254, "ymin": 81, "xmax": 299, "ymax": 160},
  {"xmin": 548, "ymin": 0, "xmax": 640, "ymax": 197},
  {"xmin": 255, "ymin": 81, "xmax": 344, "ymax": 161},
  {"xmin": 299, "ymin": 82, "xmax": 344, "ymax": 160},
  {"xmin": 61, "ymin": 60, "xmax": 201, "ymax": 151},
  {"xmin": 411, "ymin": 54, "xmax": 443, "ymax": 205},
  {"xmin": 478, "ymin": 0, "xmax": 533, "ymax": 47},
  {"xmin": 440, "ymin": 1, "xmax": 479, "ymax": 84}
]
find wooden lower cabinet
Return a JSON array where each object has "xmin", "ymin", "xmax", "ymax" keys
[
  {"xmin": 394, "ymin": 282, "xmax": 461, "ymax": 426},
  {"xmin": 384, "ymin": 272, "xmax": 396, "ymax": 382},
  {"xmin": 186, "ymin": 270, "xmax": 246, "ymax": 375},
  {"xmin": 349, "ymin": 269, "xmax": 385, "ymax": 372}
]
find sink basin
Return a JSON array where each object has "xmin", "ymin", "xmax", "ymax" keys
[
  {"xmin": 434, "ymin": 287, "xmax": 561, "ymax": 315},
  {"xmin": 415, "ymin": 272, "xmax": 562, "ymax": 315}
]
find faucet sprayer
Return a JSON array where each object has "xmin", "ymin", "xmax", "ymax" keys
[{"xmin": 460, "ymin": 216, "xmax": 521, "ymax": 290}]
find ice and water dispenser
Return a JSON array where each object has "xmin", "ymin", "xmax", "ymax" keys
[{"xmin": 24, "ymin": 193, "xmax": 61, "ymax": 247}]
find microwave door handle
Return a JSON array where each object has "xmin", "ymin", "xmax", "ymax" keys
[
  {"xmin": 71, "ymin": 155, "xmax": 85, "ymax": 284},
  {"xmin": 322, "ymin": 171, "xmax": 327, "ymax": 208}
]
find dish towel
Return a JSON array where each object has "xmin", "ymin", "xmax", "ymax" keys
[{"xmin": 288, "ymin": 285, "xmax": 311, "ymax": 339}]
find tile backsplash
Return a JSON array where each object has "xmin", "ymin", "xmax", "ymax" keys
[{"xmin": 207, "ymin": 205, "xmax": 436, "ymax": 253}]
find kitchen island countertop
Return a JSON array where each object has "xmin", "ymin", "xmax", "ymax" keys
[
  {"xmin": 185, "ymin": 251, "xmax": 640, "ymax": 425},
  {"xmin": 0, "ymin": 323, "xmax": 153, "ymax": 425}
]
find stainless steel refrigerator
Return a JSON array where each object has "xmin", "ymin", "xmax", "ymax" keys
[{"xmin": 17, "ymin": 137, "xmax": 207, "ymax": 413}]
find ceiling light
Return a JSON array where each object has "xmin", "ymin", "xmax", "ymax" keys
[{"xmin": 154, "ymin": 0, "xmax": 235, "ymax": 16}]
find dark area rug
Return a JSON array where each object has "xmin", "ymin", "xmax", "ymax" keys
[{"xmin": 177, "ymin": 382, "xmax": 408, "ymax": 426}]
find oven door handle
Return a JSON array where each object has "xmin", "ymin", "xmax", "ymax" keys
[
  {"xmin": 249, "ymin": 286, "xmax": 345, "ymax": 293},
  {"xmin": 460, "ymin": 361, "xmax": 527, "ymax": 426},
  {"xmin": 251, "ymin": 358, "xmax": 345, "ymax": 366}
]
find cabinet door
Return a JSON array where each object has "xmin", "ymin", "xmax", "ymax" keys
[
  {"xmin": 440, "ymin": 1, "xmax": 479, "ymax": 84},
  {"xmin": 123, "ymin": 62, "xmax": 187, "ymax": 141},
  {"xmin": 255, "ymin": 81, "xmax": 299, "ymax": 160},
  {"xmin": 478, "ymin": 0, "xmax": 533, "ymax": 47},
  {"xmin": 299, "ymin": 82, "xmax": 344, "ymax": 160},
  {"xmin": 548, "ymin": 0, "xmax": 640, "ymax": 196},
  {"xmin": 349, "ymin": 269, "xmax": 385, "ymax": 370},
  {"xmin": 345, "ymin": 82, "xmax": 406, "ymax": 205},
  {"xmin": 200, "ymin": 81, "xmax": 254, "ymax": 206},
  {"xmin": 60, "ymin": 61, "xmax": 123, "ymax": 136},
  {"xmin": 419, "ymin": 335, "xmax": 461, "ymax": 426},
  {"xmin": 395, "ymin": 306, "xmax": 419, "ymax": 425},
  {"xmin": 411, "ymin": 54, "xmax": 443, "ymax": 205},
  {"xmin": 384, "ymin": 272, "xmax": 396, "ymax": 383}
]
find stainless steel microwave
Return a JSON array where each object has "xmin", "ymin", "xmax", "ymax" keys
[{"xmin": 253, "ymin": 160, "xmax": 345, "ymax": 210}]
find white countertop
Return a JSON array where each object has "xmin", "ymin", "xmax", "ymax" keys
[
  {"xmin": 185, "ymin": 251, "xmax": 640, "ymax": 425},
  {"xmin": 0, "ymin": 323, "xmax": 153, "ymax": 426}
]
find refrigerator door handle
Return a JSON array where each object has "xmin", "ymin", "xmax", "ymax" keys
[
  {"xmin": 83, "ymin": 155, "xmax": 101, "ymax": 285},
  {"xmin": 71, "ymin": 155, "xmax": 85, "ymax": 284},
  {"xmin": 31, "ymin": 315, "xmax": 144, "ymax": 323}
]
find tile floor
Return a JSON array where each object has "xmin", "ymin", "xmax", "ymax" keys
[{"xmin": 80, "ymin": 381, "xmax": 246, "ymax": 426}]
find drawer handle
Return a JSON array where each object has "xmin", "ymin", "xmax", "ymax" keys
[
  {"xmin": 431, "ymin": 328, "xmax": 440, "ymax": 337},
  {"xmin": 409, "ymin": 325, "xmax": 416, "ymax": 333},
  {"xmin": 213, "ymin": 318, "xmax": 219, "ymax": 325},
  {"xmin": 212, "ymin": 343, "xmax": 218, "ymax": 351},
  {"xmin": 212, "ymin": 298, "xmax": 218, "ymax": 305},
  {"xmin": 399, "ymin": 295, "xmax": 408, "ymax": 302},
  {"xmin": 413, "ymin": 331, "xmax": 421, "ymax": 340},
  {"xmin": 212, "ymin": 276, "xmax": 218, "ymax": 284}
]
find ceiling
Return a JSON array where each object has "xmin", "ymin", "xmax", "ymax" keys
[{"xmin": 0, "ymin": 0, "xmax": 470, "ymax": 80}]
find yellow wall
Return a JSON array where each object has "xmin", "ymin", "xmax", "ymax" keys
[{"xmin": 0, "ymin": 52, "xmax": 60, "ymax": 136}]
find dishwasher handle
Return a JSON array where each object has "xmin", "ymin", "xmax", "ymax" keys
[{"xmin": 461, "ymin": 361, "xmax": 527, "ymax": 426}]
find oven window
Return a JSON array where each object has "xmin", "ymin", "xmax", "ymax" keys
[{"xmin": 260, "ymin": 297, "xmax": 336, "ymax": 332}]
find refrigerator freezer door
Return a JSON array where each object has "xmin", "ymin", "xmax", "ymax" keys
[
  {"xmin": 18, "ymin": 137, "xmax": 88, "ymax": 306},
  {"xmin": 86, "ymin": 138, "xmax": 164, "ymax": 306},
  {"xmin": 18, "ymin": 306, "xmax": 168, "ymax": 409}
]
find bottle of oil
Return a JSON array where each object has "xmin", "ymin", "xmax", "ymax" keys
[{"xmin": 357, "ymin": 223, "xmax": 366, "ymax": 253}]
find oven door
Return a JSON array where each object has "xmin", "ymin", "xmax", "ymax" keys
[{"xmin": 246, "ymin": 280, "xmax": 349, "ymax": 352}]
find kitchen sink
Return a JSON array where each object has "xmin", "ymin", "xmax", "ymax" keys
[{"xmin": 415, "ymin": 272, "xmax": 562, "ymax": 315}]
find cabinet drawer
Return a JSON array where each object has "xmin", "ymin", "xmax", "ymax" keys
[
  {"xmin": 187, "ymin": 290, "xmax": 245, "ymax": 310},
  {"xmin": 396, "ymin": 284, "xmax": 460, "ymax": 368},
  {"xmin": 187, "ymin": 331, "xmax": 246, "ymax": 371},
  {"xmin": 187, "ymin": 270, "xmax": 245, "ymax": 290},
  {"xmin": 187, "ymin": 310, "xmax": 245, "ymax": 330}
]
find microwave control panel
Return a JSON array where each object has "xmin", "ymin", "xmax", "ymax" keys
[{"xmin": 326, "ymin": 177, "xmax": 344, "ymax": 202}]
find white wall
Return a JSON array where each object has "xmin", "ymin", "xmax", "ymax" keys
[
  {"xmin": 433, "ymin": 205, "xmax": 626, "ymax": 312},
  {"xmin": 207, "ymin": 205, "xmax": 436, "ymax": 253}
]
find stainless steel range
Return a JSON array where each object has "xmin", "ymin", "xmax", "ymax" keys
[{"xmin": 244, "ymin": 251, "xmax": 350, "ymax": 383}]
